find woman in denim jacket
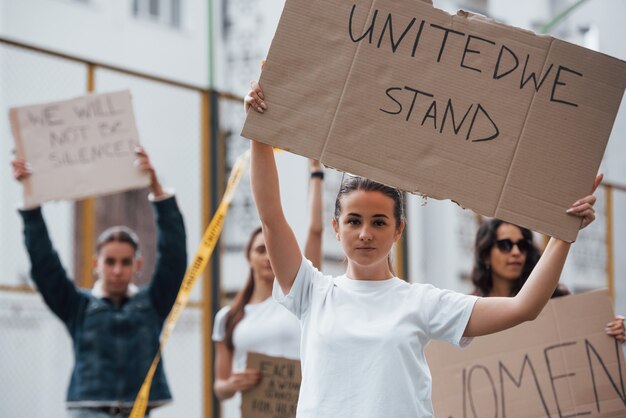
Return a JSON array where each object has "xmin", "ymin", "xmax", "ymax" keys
[{"xmin": 12, "ymin": 147, "xmax": 187, "ymax": 418}]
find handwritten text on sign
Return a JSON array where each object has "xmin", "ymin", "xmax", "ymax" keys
[
  {"xmin": 242, "ymin": 353, "xmax": 301, "ymax": 418},
  {"xmin": 347, "ymin": 4, "xmax": 582, "ymax": 143},
  {"xmin": 242, "ymin": 0, "xmax": 626, "ymax": 241},
  {"xmin": 426, "ymin": 290, "xmax": 626, "ymax": 418},
  {"xmin": 10, "ymin": 90, "xmax": 149, "ymax": 207}
]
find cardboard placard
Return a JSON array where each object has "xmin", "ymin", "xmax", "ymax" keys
[
  {"xmin": 9, "ymin": 90, "xmax": 149, "ymax": 207},
  {"xmin": 241, "ymin": 0, "xmax": 626, "ymax": 242},
  {"xmin": 241, "ymin": 353, "xmax": 301, "ymax": 418},
  {"xmin": 426, "ymin": 290, "xmax": 626, "ymax": 418}
]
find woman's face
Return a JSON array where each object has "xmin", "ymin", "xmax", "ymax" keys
[
  {"xmin": 489, "ymin": 223, "xmax": 527, "ymax": 283},
  {"xmin": 333, "ymin": 190, "xmax": 403, "ymax": 273},
  {"xmin": 248, "ymin": 232, "xmax": 274, "ymax": 282},
  {"xmin": 93, "ymin": 241, "xmax": 141, "ymax": 299}
]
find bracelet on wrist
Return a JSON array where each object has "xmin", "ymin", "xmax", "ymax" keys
[{"xmin": 310, "ymin": 171, "xmax": 324, "ymax": 180}]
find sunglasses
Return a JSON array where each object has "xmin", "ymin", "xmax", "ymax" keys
[{"xmin": 495, "ymin": 238, "xmax": 532, "ymax": 254}]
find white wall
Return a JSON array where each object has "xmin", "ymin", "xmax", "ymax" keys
[{"xmin": 1, "ymin": 0, "xmax": 208, "ymax": 88}]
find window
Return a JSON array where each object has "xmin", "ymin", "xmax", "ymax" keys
[{"xmin": 132, "ymin": 0, "xmax": 182, "ymax": 29}]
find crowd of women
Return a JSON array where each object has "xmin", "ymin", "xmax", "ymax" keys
[{"xmin": 10, "ymin": 79, "xmax": 624, "ymax": 418}]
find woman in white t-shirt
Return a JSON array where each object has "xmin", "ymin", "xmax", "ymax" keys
[
  {"xmin": 245, "ymin": 81, "xmax": 600, "ymax": 418},
  {"xmin": 212, "ymin": 159, "xmax": 324, "ymax": 415}
]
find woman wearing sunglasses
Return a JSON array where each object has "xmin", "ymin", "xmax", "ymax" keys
[{"xmin": 470, "ymin": 218, "xmax": 625, "ymax": 341}]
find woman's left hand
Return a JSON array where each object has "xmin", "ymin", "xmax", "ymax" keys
[
  {"xmin": 606, "ymin": 315, "xmax": 626, "ymax": 343},
  {"xmin": 566, "ymin": 173, "xmax": 603, "ymax": 230}
]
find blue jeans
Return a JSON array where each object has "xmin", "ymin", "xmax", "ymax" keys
[{"xmin": 67, "ymin": 408, "xmax": 150, "ymax": 418}]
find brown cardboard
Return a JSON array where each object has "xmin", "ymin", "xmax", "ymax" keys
[
  {"xmin": 241, "ymin": 0, "xmax": 626, "ymax": 242},
  {"xmin": 426, "ymin": 290, "xmax": 626, "ymax": 418},
  {"xmin": 9, "ymin": 90, "xmax": 149, "ymax": 207},
  {"xmin": 241, "ymin": 353, "xmax": 301, "ymax": 418}
]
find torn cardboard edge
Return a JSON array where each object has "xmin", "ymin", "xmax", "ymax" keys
[{"xmin": 242, "ymin": 0, "xmax": 626, "ymax": 242}]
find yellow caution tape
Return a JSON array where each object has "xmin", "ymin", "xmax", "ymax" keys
[{"xmin": 130, "ymin": 149, "xmax": 250, "ymax": 418}]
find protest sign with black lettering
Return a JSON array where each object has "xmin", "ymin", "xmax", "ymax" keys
[
  {"xmin": 241, "ymin": 0, "xmax": 626, "ymax": 242},
  {"xmin": 9, "ymin": 90, "xmax": 149, "ymax": 207},
  {"xmin": 241, "ymin": 353, "xmax": 301, "ymax": 418},
  {"xmin": 426, "ymin": 290, "xmax": 626, "ymax": 418}
]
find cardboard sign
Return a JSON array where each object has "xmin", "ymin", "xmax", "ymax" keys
[
  {"xmin": 9, "ymin": 90, "xmax": 149, "ymax": 207},
  {"xmin": 241, "ymin": 353, "xmax": 301, "ymax": 418},
  {"xmin": 426, "ymin": 290, "xmax": 626, "ymax": 418},
  {"xmin": 241, "ymin": 0, "xmax": 626, "ymax": 242}
]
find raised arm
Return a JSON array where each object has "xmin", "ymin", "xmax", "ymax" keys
[
  {"xmin": 247, "ymin": 82, "xmax": 302, "ymax": 294},
  {"xmin": 464, "ymin": 174, "xmax": 602, "ymax": 337},
  {"xmin": 12, "ymin": 158, "xmax": 84, "ymax": 326},
  {"xmin": 304, "ymin": 159, "xmax": 324, "ymax": 269},
  {"xmin": 135, "ymin": 147, "xmax": 188, "ymax": 318}
]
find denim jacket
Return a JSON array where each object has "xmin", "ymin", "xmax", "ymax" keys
[{"xmin": 19, "ymin": 196, "xmax": 187, "ymax": 408}]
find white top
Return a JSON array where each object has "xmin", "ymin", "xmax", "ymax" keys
[
  {"xmin": 273, "ymin": 258, "xmax": 478, "ymax": 418},
  {"xmin": 213, "ymin": 296, "xmax": 302, "ymax": 418}
]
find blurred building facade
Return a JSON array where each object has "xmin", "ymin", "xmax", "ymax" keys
[{"xmin": 0, "ymin": 1, "xmax": 208, "ymax": 417}]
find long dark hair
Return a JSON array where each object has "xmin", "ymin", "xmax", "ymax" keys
[
  {"xmin": 223, "ymin": 226, "xmax": 263, "ymax": 351},
  {"xmin": 334, "ymin": 176, "xmax": 405, "ymax": 274},
  {"xmin": 470, "ymin": 219, "xmax": 540, "ymax": 297}
]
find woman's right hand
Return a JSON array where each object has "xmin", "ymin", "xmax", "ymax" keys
[
  {"xmin": 226, "ymin": 368, "xmax": 262, "ymax": 393},
  {"xmin": 11, "ymin": 157, "xmax": 31, "ymax": 181},
  {"xmin": 244, "ymin": 81, "xmax": 267, "ymax": 114}
]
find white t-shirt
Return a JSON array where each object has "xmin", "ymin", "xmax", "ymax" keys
[
  {"xmin": 213, "ymin": 296, "xmax": 302, "ymax": 418},
  {"xmin": 273, "ymin": 258, "xmax": 478, "ymax": 418}
]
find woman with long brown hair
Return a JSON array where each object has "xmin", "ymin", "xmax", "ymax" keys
[
  {"xmin": 245, "ymin": 80, "xmax": 600, "ymax": 418},
  {"xmin": 212, "ymin": 159, "xmax": 324, "ymax": 416},
  {"xmin": 471, "ymin": 218, "xmax": 625, "ymax": 341}
]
